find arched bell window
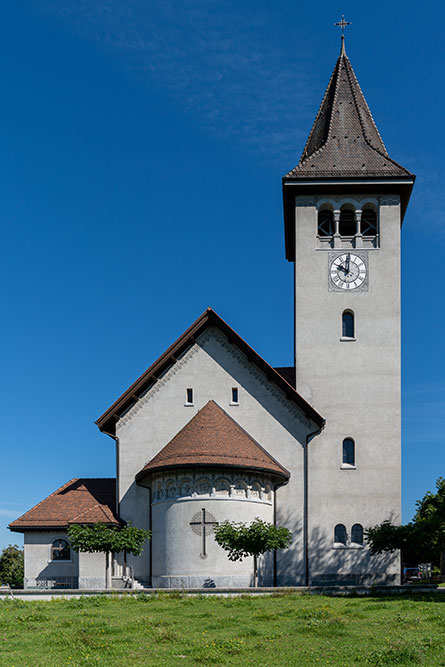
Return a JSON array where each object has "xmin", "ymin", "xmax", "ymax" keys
[
  {"xmin": 351, "ymin": 524, "xmax": 364, "ymax": 545},
  {"xmin": 318, "ymin": 209, "xmax": 335, "ymax": 237},
  {"xmin": 361, "ymin": 208, "xmax": 377, "ymax": 236},
  {"xmin": 51, "ymin": 539, "xmax": 71, "ymax": 561},
  {"xmin": 342, "ymin": 310, "xmax": 355, "ymax": 339},
  {"xmin": 339, "ymin": 207, "xmax": 356, "ymax": 236},
  {"xmin": 334, "ymin": 524, "xmax": 347, "ymax": 545}
]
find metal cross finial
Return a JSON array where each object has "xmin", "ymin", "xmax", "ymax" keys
[{"xmin": 334, "ymin": 14, "xmax": 351, "ymax": 35}]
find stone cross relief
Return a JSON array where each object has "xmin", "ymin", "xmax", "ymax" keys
[{"xmin": 190, "ymin": 508, "xmax": 218, "ymax": 558}]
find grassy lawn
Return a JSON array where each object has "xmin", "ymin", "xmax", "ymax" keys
[{"xmin": 0, "ymin": 593, "xmax": 444, "ymax": 666}]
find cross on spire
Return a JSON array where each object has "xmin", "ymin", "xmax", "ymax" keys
[
  {"xmin": 334, "ymin": 14, "xmax": 351, "ymax": 55},
  {"xmin": 334, "ymin": 14, "xmax": 351, "ymax": 35}
]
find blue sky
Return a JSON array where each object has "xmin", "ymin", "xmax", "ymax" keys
[{"xmin": 1, "ymin": 0, "xmax": 444, "ymax": 550}]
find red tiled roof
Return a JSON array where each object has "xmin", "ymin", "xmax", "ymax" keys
[
  {"xmin": 8, "ymin": 478, "xmax": 120, "ymax": 532},
  {"xmin": 136, "ymin": 400, "xmax": 290, "ymax": 480},
  {"xmin": 96, "ymin": 308, "xmax": 324, "ymax": 435}
]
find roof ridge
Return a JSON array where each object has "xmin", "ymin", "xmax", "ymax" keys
[
  {"xmin": 8, "ymin": 478, "xmax": 79, "ymax": 526},
  {"xmin": 343, "ymin": 55, "xmax": 388, "ymax": 155},
  {"xmin": 299, "ymin": 56, "xmax": 341, "ymax": 163}
]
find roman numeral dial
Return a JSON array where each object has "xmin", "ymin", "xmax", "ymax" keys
[{"xmin": 329, "ymin": 252, "xmax": 368, "ymax": 291}]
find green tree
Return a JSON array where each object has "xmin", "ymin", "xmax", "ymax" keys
[
  {"xmin": 0, "ymin": 544, "xmax": 24, "ymax": 588},
  {"xmin": 213, "ymin": 518, "xmax": 292, "ymax": 587},
  {"xmin": 365, "ymin": 477, "xmax": 445, "ymax": 572},
  {"xmin": 67, "ymin": 523, "xmax": 151, "ymax": 589}
]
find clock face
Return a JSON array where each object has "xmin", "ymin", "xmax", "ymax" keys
[{"xmin": 329, "ymin": 253, "xmax": 367, "ymax": 291}]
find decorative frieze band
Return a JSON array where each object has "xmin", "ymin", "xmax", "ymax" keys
[{"xmin": 150, "ymin": 469, "xmax": 273, "ymax": 505}]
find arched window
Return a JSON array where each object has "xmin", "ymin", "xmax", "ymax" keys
[
  {"xmin": 361, "ymin": 208, "xmax": 377, "ymax": 236},
  {"xmin": 342, "ymin": 310, "xmax": 354, "ymax": 338},
  {"xmin": 342, "ymin": 438, "xmax": 355, "ymax": 466},
  {"xmin": 339, "ymin": 207, "xmax": 356, "ymax": 236},
  {"xmin": 318, "ymin": 209, "xmax": 334, "ymax": 237},
  {"xmin": 51, "ymin": 539, "xmax": 70, "ymax": 561},
  {"xmin": 334, "ymin": 524, "xmax": 347, "ymax": 545},
  {"xmin": 351, "ymin": 524, "xmax": 364, "ymax": 545}
]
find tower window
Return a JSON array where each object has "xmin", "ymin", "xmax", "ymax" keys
[
  {"xmin": 361, "ymin": 208, "xmax": 377, "ymax": 236},
  {"xmin": 186, "ymin": 388, "xmax": 193, "ymax": 405},
  {"xmin": 339, "ymin": 207, "xmax": 356, "ymax": 236},
  {"xmin": 231, "ymin": 387, "xmax": 239, "ymax": 404},
  {"xmin": 318, "ymin": 209, "xmax": 334, "ymax": 236},
  {"xmin": 351, "ymin": 524, "xmax": 364, "ymax": 545},
  {"xmin": 342, "ymin": 310, "xmax": 355, "ymax": 339},
  {"xmin": 334, "ymin": 524, "xmax": 347, "ymax": 545},
  {"xmin": 342, "ymin": 438, "xmax": 355, "ymax": 467}
]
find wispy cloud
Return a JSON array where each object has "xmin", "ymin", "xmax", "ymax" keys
[
  {"xmin": 0, "ymin": 508, "xmax": 23, "ymax": 518},
  {"xmin": 38, "ymin": 0, "xmax": 317, "ymax": 164}
]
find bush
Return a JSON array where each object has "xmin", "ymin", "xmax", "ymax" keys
[{"xmin": 0, "ymin": 544, "xmax": 24, "ymax": 588}]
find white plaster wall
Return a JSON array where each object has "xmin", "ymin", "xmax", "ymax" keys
[
  {"xmin": 294, "ymin": 195, "xmax": 402, "ymax": 583},
  {"xmin": 23, "ymin": 532, "xmax": 79, "ymax": 588},
  {"xmin": 115, "ymin": 327, "xmax": 313, "ymax": 585},
  {"xmin": 23, "ymin": 532, "xmax": 107, "ymax": 589},
  {"xmin": 78, "ymin": 551, "xmax": 106, "ymax": 589},
  {"xmin": 152, "ymin": 495, "xmax": 273, "ymax": 588}
]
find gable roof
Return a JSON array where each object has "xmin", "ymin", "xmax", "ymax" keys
[
  {"xmin": 136, "ymin": 400, "xmax": 290, "ymax": 481},
  {"xmin": 284, "ymin": 46, "xmax": 413, "ymax": 180},
  {"xmin": 96, "ymin": 308, "xmax": 324, "ymax": 435},
  {"xmin": 8, "ymin": 478, "xmax": 120, "ymax": 533}
]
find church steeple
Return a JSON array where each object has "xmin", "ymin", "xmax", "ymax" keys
[
  {"xmin": 286, "ymin": 48, "xmax": 411, "ymax": 179},
  {"xmin": 282, "ymin": 43, "xmax": 415, "ymax": 261}
]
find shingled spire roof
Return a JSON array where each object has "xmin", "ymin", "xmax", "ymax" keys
[{"xmin": 285, "ymin": 45, "xmax": 412, "ymax": 179}]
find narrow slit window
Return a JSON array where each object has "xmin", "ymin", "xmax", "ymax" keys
[
  {"xmin": 351, "ymin": 524, "xmax": 364, "ymax": 545},
  {"xmin": 334, "ymin": 524, "xmax": 347, "ymax": 545},
  {"xmin": 232, "ymin": 387, "xmax": 239, "ymax": 404},
  {"xmin": 342, "ymin": 438, "xmax": 355, "ymax": 466},
  {"xmin": 342, "ymin": 310, "xmax": 355, "ymax": 338},
  {"xmin": 186, "ymin": 388, "xmax": 193, "ymax": 404}
]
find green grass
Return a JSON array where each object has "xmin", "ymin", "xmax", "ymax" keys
[{"xmin": 1, "ymin": 593, "xmax": 444, "ymax": 666}]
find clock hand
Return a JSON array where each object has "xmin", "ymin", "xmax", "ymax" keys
[{"xmin": 346, "ymin": 253, "xmax": 350, "ymax": 273}]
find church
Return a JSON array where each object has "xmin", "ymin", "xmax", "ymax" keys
[{"xmin": 9, "ymin": 34, "xmax": 415, "ymax": 589}]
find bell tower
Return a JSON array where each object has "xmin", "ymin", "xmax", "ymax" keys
[{"xmin": 282, "ymin": 31, "xmax": 415, "ymax": 583}]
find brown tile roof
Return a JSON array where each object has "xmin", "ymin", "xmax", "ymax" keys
[
  {"xmin": 284, "ymin": 47, "xmax": 413, "ymax": 180},
  {"xmin": 96, "ymin": 308, "xmax": 324, "ymax": 435},
  {"xmin": 136, "ymin": 400, "xmax": 290, "ymax": 481},
  {"xmin": 8, "ymin": 479, "xmax": 120, "ymax": 532}
]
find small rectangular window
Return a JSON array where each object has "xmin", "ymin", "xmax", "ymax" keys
[
  {"xmin": 186, "ymin": 388, "xmax": 193, "ymax": 404},
  {"xmin": 231, "ymin": 387, "xmax": 239, "ymax": 404}
]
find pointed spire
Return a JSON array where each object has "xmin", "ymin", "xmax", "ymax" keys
[{"xmin": 284, "ymin": 40, "xmax": 412, "ymax": 180}]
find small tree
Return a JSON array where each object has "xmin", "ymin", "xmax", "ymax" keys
[
  {"xmin": 68, "ymin": 523, "xmax": 151, "ymax": 589},
  {"xmin": 365, "ymin": 477, "xmax": 445, "ymax": 573},
  {"xmin": 213, "ymin": 518, "xmax": 292, "ymax": 587},
  {"xmin": 0, "ymin": 544, "xmax": 24, "ymax": 588}
]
